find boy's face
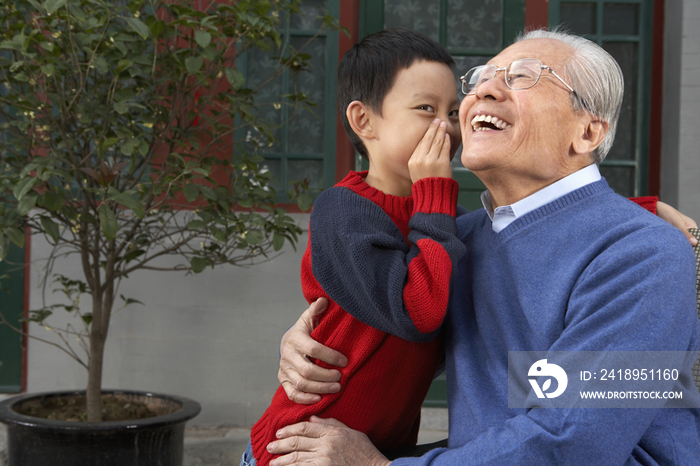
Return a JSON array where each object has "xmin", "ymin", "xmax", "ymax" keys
[{"xmin": 367, "ymin": 60, "xmax": 461, "ymax": 192}]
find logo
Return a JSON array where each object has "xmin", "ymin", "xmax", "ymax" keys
[{"xmin": 528, "ymin": 359, "xmax": 568, "ymax": 398}]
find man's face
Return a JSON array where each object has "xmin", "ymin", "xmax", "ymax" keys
[{"xmin": 458, "ymin": 39, "xmax": 585, "ymax": 190}]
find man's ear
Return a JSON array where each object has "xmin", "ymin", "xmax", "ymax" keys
[
  {"xmin": 346, "ymin": 101, "xmax": 375, "ymax": 140},
  {"xmin": 571, "ymin": 118, "xmax": 609, "ymax": 156}
]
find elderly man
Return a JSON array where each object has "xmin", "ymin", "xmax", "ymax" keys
[{"xmin": 266, "ymin": 30, "xmax": 700, "ymax": 465}]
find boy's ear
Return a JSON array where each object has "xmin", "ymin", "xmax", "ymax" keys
[
  {"xmin": 346, "ymin": 101, "xmax": 375, "ymax": 140},
  {"xmin": 571, "ymin": 117, "xmax": 608, "ymax": 156}
]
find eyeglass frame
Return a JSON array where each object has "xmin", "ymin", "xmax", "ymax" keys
[{"xmin": 459, "ymin": 58, "xmax": 590, "ymax": 111}]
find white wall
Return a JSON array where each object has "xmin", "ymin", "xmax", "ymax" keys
[
  {"xmin": 25, "ymin": 216, "xmax": 310, "ymax": 426},
  {"xmin": 662, "ymin": 0, "xmax": 700, "ymax": 221}
]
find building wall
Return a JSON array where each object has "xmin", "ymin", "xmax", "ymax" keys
[
  {"xmin": 661, "ymin": 0, "xmax": 700, "ymax": 220},
  {"xmin": 24, "ymin": 216, "xmax": 310, "ymax": 426}
]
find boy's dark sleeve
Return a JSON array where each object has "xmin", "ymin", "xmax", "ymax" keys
[{"xmin": 310, "ymin": 178, "xmax": 466, "ymax": 342}]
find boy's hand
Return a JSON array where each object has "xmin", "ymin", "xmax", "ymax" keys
[
  {"xmin": 408, "ymin": 119, "xmax": 453, "ymax": 183},
  {"xmin": 278, "ymin": 298, "xmax": 349, "ymax": 405},
  {"xmin": 657, "ymin": 201, "xmax": 698, "ymax": 246}
]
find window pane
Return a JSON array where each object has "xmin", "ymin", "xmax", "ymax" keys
[
  {"xmin": 289, "ymin": 160, "xmax": 324, "ymax": 190},
  {"xmin": 603, "ymin": 42, "xmax": 638, "ymax": 161},
  {"xmin": 288, "ymin": 37, "xmax": 326, "ymax": 155},
  {"xmin": 603, "ymin": 4, "xmax": 639, "ymax": 36},
  {"xmin": 246, "ymin": 47, "xmax": 284, "ymax": 152},
  {"xmin": 600, "ymin": 166, "xmax": 635, "ymax": 197},
  {"xmin": 291, "ymin": 0, "xmax": 327, "ymax": 30},
  {"xmin": 560, "ymin": 2, "xmax": 597, "ymax": 35},
  {"xmin": 385, "ymin": 0, "xmax": 440, "ymax": 42},
  {"xmin": 447, "ymin": 0, "xmax": 503, "ymax": 50}
]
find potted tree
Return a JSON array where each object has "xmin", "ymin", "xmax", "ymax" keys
[{"xmin": 0, "ymin": 0, "xmax": 338, "ymax": 464}]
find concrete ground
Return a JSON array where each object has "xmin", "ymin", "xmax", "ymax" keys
[{"xmin": 0, "ymin": 408, "xmax": 448, "ymax": 466}]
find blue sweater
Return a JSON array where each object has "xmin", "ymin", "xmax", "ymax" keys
[{"xmin": 394, "ymin": 179, "xmax": 700, "ymax": 466}]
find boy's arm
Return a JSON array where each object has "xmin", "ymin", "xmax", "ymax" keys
[
  {"xmin": 310, "ymin": 120, "xmax": 464, "ymax": 342},
  {"xmin": 629, "ymin": 196, "xmax": 698, "ymax": 245},
  {"xmin": 310, "ymin": 179, "xmax": 465, "ymax": 342}
]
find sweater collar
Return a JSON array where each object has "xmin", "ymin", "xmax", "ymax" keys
[
  {"xmin": 338, "ymin": 171, "xmax": 413, "ymax": 223},
  {"xmin": 480, "ymin": 164, "xmax": 602, "ymax": 233}
]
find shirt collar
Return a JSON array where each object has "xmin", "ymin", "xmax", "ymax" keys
[{"xmin": 480, "ymin": 163, "xmax": 602, "ymax": 233}]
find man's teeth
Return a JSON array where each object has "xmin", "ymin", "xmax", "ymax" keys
[{"xmin": 471, "ymin": 114, "xmax": 512, "ymax": 131}]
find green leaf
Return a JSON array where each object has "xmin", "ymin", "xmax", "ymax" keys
[
  {"xmin": 190, "ymin": 256, "xmax": 207, "ymax": 273},
  {"xmin": 98, "ymin": 204, "xmax": 118, "ymax": 240},
  {"xmin": 114, "ymin": 101, "xmax": 130, "ymax": 114},
  {"xmin": 124, "ymin": 249, "xmax": 145, "ymax": 263},
  {"xmin": 45, "ymin": 0, "xmax": 68, "ymax": 14},
  {"xmin": 17, "ymin": 192, "xmax": 38, "ymax": 216},
  {"xmin": 272, "ymin": 232, "xmax": 285, "ymax": 251},
  {"xmin": 43, "ymin": 190, "xmax": 64, "ymax": 211},
  {"xmin": 0, "ymin": 234, "xmax": 8, "ymax": 260},
  {"xmin": 197, "ymin": 184, "xmax": 217, "ymax": 200},
  {"xmin": 187, "ymin": 219, "xmax": 206, "ymax": 230},
  {"xmin": 247, "ymin": 230, "xmax": 263, "ymax": 245},
  {"xmin": 93, "ymin": 56, "xmax": 109, "ymax": 74},
  {"xmin": 81, "ymin": 313, "xmax": 93, "ymax": 325},
  {"xmin": 150, "ymin": 20, "xmax": 164, "ymax": 38},
  {"xmin": 224, "ymin": 68, "xmax": 245, "ymax": 90},
  {"xmin": 183, "ymin": 183, "xmax": 198, "ymax": 202},
  {"xmin": 125, "ymin": 17, "xmax": 150, "ymax": 40},
  {"xmin": 195, "ymin": 30, "xmax": 211, "ymax": 48},
  {"xmin": 41, "ymin": 63, "xmax": 55, "ymax": 76},
  {"xmin": 13, "ymin": 177, "xmax": 39, "ymax": 201},
  {"xmin": 209, "ymin": 226, "xmax": 226, "ymax": 243},
  {"xmin": 40, "ymin": 216, "xmax": 60, "ymax": 243},
  {"xmin": 186, "ymin": 55, "xmax": 204, "ymax": 74},
  {"xmin": 4, "ymin": 227, "xmax": 25, "ymax": 248},
  {"xmin": 110, "ymin": 193, "xmax": 145, "ymax": 219},
  {"xmin": 297, "ymin": 193, "xmax": 313, "ymax": 212},
  {"xmin": 120, "ymin": 295, "xmax": 144, "ymax": 306}
]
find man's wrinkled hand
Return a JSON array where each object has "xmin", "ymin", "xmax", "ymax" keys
[
  {"xmin": 279, "ymin": 298, "xmax": 348, "ymax": 405},
  {"xmin": 268, "ymin": 416, "xmax": 392, "ymax": 466}
]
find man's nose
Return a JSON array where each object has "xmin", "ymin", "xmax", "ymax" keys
[{"xmin": 474, "ymin": 71, "xmax": 508, "ymax": 100}]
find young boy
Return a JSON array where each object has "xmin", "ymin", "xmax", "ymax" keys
[{"xmin": 245, "ymin": 28, "xmax": 466, "ymax": 466}]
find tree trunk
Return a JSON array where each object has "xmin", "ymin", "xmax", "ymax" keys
[
  {"xmin": 86, "ymin": 326, "xmax": 105, "ymax": 422},
  {"xmin": 85, "ymin": 245, "xmax": 117, "ymax": 422},
  {"xmin": 86, "ymin": 294, "xmax": 106, "ymax": 422}
]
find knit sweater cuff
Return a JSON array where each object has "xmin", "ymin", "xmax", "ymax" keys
[{"xmin": 411, "ymin": 177, "xmax": 459, "ymax": 217}]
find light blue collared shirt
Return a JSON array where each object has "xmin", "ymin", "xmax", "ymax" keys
[{"xmin": 480, "ymin": 164, "xmax": 602, "ymax": 233}]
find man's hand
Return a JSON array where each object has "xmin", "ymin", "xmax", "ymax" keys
[
  {"xmin": 657, "ymin": 201, "xmax": 698, "ymax": 246},
  {"xmin": 279, "ymin": 298, "xmax": 348, "ymax": 404},
  {"xmin": 408, "ymin": 119, "xmax": 453, "ymax": 183},
  {"xmin": 267, "ymin": 416, "xmax": 392, "ymax": 466}
]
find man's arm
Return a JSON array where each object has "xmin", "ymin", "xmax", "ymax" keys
[
  {"xmin": 277, "ymin": 298, "xmax": 347, "ymax": 405},
  {"xmin": 273, "ymin": 226, "xmax": 700, "ymax": 465}
]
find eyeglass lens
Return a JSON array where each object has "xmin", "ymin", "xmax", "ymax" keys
[{"xmin": 463, "ymin": 59, "xmax": 543, "ymax": 93}]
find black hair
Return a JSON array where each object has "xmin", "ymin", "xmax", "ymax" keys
[{"xmin": 337, "ymin": 28, "xmax": 455, "ymax": 158}]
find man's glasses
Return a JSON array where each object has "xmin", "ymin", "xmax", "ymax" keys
[{"xmin": 459, "ymin": 58, "xmax": 588, "ymax": 110}]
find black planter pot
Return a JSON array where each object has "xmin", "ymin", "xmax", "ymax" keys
[{"xmin": 0, "ymin": 390, "xmax": 201, "ymax": 466}]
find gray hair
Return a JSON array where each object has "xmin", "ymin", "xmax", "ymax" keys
[{"xmin": 515, "ymin": 29, "xmax": 624, "ymax": 163}]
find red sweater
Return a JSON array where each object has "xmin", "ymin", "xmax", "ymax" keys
[{"xmin": 251, "ymin": 172, "xmax": 465, "ymax": 465}]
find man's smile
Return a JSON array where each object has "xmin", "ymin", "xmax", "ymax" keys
[{"xmin": 470, "ymin": 113, "xmax": 512, "ymax": 131}]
